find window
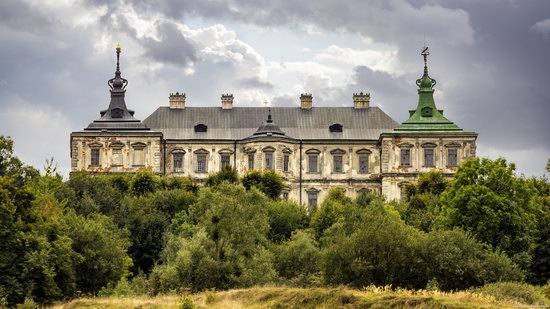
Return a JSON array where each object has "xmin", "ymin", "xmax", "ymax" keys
[
  {"xmin": 308, "ymin": 155, "xmax": 318, "ymax": 172},
  {"xmin": 194, "ymin": 124, "xmax": 207, "ymax": 132},
  {"xmin": 359, "ymin": 155, "xmax": 369, "ymax": 173},
  {"xmin": 333, "ymin": 155, "xmax": 343, "ymax": 172},
  {"xmin": 282, "ymin": 191, "xmax": 289, "ymax": 200},
  {"xmin": 424, "ymin": 148, "xmax": 434, "ymax": 167},
  {"xmin": 197, "ymin": 154, "xmax": 207, "ymax": 173},
  {"xmin": 112, "ymin": 148, "xmax": 122, "ymax": 166},
  {"xmin": 283, "ymin": 154, "xmax": 290, "ymax": 172},
  {"xmin": 448, "ymin": 148, "xmax": 458, "ymax": 167},
  {"xmin": 132, "ymin": 143, "xmax": 146, "ymax": 166},
  {"xmin": 265, "ymin": 152, "xmax": 273, "ymax": 170},
  {"xmin": 248, "ymin": 153, "xmax": 254, "ymax": 170},
  {"xmin": 400, "ymin": 149, "xmax": 411, "ymax": 166},
  {"xmin": 91, "ymin": 148, "xmax": 100, "ymax": 167},
  {"xmin": 329, "ymin": 123, "xmax": 343, "ymax": 133},
  {"xmin": 307, "ymin": 191, "xmax": 318, "ymax": 212},
  {"xmin": 220, "ymin": 154, "xmax": 231, "ymax": 169},
  {"xmin": 173, "ymin": 153, "xmax": 184, "ymax": 172}
]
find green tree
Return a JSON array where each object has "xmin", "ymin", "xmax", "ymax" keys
[
  {"xmin": 310, "ymin": 188, "xmax": 360, "ymax": 240},
  {"xmin": 131, "ymin": 170, "xmax": 161, "ymax": 196},
  {"xmin": 529, "ymin": 176, "xmax": 550, "ymax": 284},
  {"xmin": 242, "ymin": 170, "xmax": 284, "ymax": 199},
  {"xmin": 205, "ymin": 165, "xmax": 239, "ymax": 187},
  {"xmin": 151, "ymin": 183, "xmax": 276, "ymax": 292},
  {"xmin": 435, "ymin": 157, "xmax": 541, "ymax": 269},
  {"xmin": 267, "ymin": 200, "xmax": 308, "ymax": 243},
  {"xmin": 64, "ymin": 211, "xmax": 132, "ymax": 295},
  {"xmin": 273, "ymin": 230, "xmax": 320, "ymax": 283}
]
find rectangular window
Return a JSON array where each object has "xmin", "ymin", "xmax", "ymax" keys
[
  {"xmin": 248, "ymin": 153, "xmax": 254, "ymax": 170},
  {"xmin": 333, "ymin": 155, "xmax": 343, "ymax": 173},
  {"xmin": 283, "ymin": 154, "xmax": 290, "ymax": 172},
  {"xmin": 308, "ymin": 154, "xmax": 318, "ymax": 173},
  {"xmin": 359, "ymin": 155, "xmax": 369, "ymax": 173},
  {"xmin": 282, "ymin": 192, "xmax": 289, "ymax": 200},
  {"xmin": 133, "ymin": 148, "xmax": 145, "ymax": 166},
  {"xmin": 424, "ymin": 148, "xmax": 434, "ymax": 167},
  {"xmin": 307, "ymin": 191, "xmax": 318, "ymax": 212},
  {"xmin": 173, "ymin": 153, "xmax": 184, "ymax": 172},
  {"xmin": 400, "ymin": 149, "xmax": 411, "ymax": 166},
  {"xmin": 265, "ymin": 152, "xmax": 273, "ymax": 170},
  {"xmin": 220, "ymin": 154, "xmax": 230, "ymax": 169},
  {"xmin": 448, "ymin": 148, "xmax": 458, "ymax": 167},
  {"xmin": 111, "ymin": 148, "xmax": 122, "ymax": 166},
  {"xmin": 91, "ymin": 148, "xmax": 100, "ymax": 167},
  {"xmin": 197, "ymin": 154, "xmax": 207, "ymax": 173}
]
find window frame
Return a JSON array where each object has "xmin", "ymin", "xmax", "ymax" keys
[
  {"xmin": 194, "ymin": 149, "xmax": 209, "ymax": 173},
  {"xmin": 306, "ymin": 149, "xmax": 320, "ymax": 173},
  {"xmin": 109, "ymin": 142, "xmax": 124, "ymax": 167},
  {"xmin": 447, "ymin": 147, "xmax": 459, "ymax": 167},
  {"xmin": 306, "ymin": 189, "xmax": 319, "ymax": 213}
]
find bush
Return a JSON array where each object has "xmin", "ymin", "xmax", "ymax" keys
[
  {"xmin": 273, "ymin": 230, "xmax": 320, "ymax": 284},
  {"xmin": 132, "ymin": 170, "xmax": 160, "ymax": 196},
  {"xmin": 475, "ymin": 282, "xmax": 548, "ymax": 305}
]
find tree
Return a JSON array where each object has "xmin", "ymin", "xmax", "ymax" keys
[
  {"xmin": 435, "ymin": 158, "xmax": 541, "ymax": 269},
  {"xmin": 64, "ymin": 211, "xmax": 132, "ymax": 295},
  {"xmin": 310, "ymin": 188, "xmax": 359, "ymax": 240},
  {"xmin": 241, "ymin": 170, "xmax": 284, "ymax": 199},
  {"xmin": 267, "ymin": 200, "xmax": 308, "ymax": 243},
  {"xmin": 151, "ymin": 183, "xmax": 276, "ymax": 292},
  {"xmin": 131, "ymin": 170, "xmax": 160, "ymax": 196},
  {"xmin": 205, "ymin": 165, "xmax": 239, "ymax": 187},
  {"xmin": 272, "ymin": 230, "xmax": 320, "ymax": 283}
]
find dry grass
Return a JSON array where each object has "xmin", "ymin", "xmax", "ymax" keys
[{"xmin": 49, "ymin": 285, "xmax": 539, "ymax": 309}]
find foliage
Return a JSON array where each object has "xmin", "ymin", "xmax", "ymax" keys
[
  {"xmin": 310, "ymin": 188, "xmax": 361, "ymax": 240},
  {"xmin": 272, "ymin": 230, "xmax": 321, "ymax": 284},
  {"xmin": 474, "ymin": 282, "xmax": 548, "ymax": 305},
  {"xmin": 267, "ymin": 200, "xmax": 308, "ymax": 243},
  {"xmin": 205, "ymin": 165, "xmax": 239, "ymax": 186},
  {"xmin": 241, "ymin": 170, "xmax": 285, "ymax": 199},
  {"xmin": 150, "ymin": 183, "xmax": 276, "ymax": 292},
  {"xmin": 131, "ymin": 170, "xmax": 161, "ymax": 196},
  {"xmin": 64, "ymin": 211, "xmax": 132, "ymax": 295},
  {"xmin": 529, "ymin": 176, "xmax": 550, "ymax": 284},
  {"xmin": 436, "ymin": 157, "xmax": 541, "ymax": 269}
]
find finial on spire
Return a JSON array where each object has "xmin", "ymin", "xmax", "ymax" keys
[
  {"xmin": 421, "ymin": 46, "xmax": 429, "ymax": 69},
  {"xmin": 267, "ymin": 107, "xmax": 273, "ymax": 123},
  {"xmin": 115, "ymin": 43, "xmax": 122, "ymax": 74}
]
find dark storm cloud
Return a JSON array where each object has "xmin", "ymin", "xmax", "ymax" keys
[
  {"xmin": 140, "ymin": 22, "xmax": 197, "ymax": 67},
  {"xmin": 235, "ymin": 77, "xmax": 274, "ymax": 90}
]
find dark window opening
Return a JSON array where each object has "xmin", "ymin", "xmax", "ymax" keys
[
  {"xmin": 308, "ymin": 154, "xmax": 318, "ymax": 173},
  {"xmin": 333, "ymin": 155, "xmax": 343, "ymax": 173},
  {"xmin": 424, "ymin": 148, "xmax": 434, "ymax": 167},
  {"xmin": 173, "ymin": 153, "xmax": 184, "ymax": 172},
  {"xmin": 91, "ymin": 148, "xmax": 100, "ymax": 167},
  {"xmin": 359, "ymin": 155, "xmax": 369, "ymax": 173},
  {"xmin": 197, "ymin": 154, "xmax": 207, "ymax": 173},
  {"xmin": 194, "ymin": 124, "xmax": 207, "ymax": 132},
  {"xmin": 307, "ymin": 191, "xmax": 318, "ymax": 213},
  {"xmin": 248, "ymin": 153, "xmax": 254, "ymax": 170},
  {"xmin": 265, "ymin": 152, "xmax": 273, "ymax": 170},
  {"xmin": 448, "ymin": 148, "xmax": 458, "ymax": 167},
  {"xmin": 283, "ymin": 154, "xmax": 290, "ymax": 172},
  {"xmin": 221, "ymin": 154, "xmax": 231, "ymax": 169},
  {"xmin": 400, "ymin": 149, "xmax": 411, "ymax": 166},
  {"xmin": 329, "ymin": 123, "xmax": 343, "ymax": 133}
]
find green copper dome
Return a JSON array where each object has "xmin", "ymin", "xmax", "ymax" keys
[{"xmin": 394, "ymin": 47, "xmax": 462, "ymax": 133}]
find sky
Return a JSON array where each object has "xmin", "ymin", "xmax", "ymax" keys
[{"xmin": 0, "ymin": 0, "xmax": 549, "ymax": 177}]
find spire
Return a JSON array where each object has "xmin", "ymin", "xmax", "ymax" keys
[
  {"xmin": 267, "ymin": 107, "xmax": 273, "ymax": 123},
  {"xmin": 395, "ymin": 46, "xmax": 461, "ymax": 132},
  {"xmin": 85, "ymin": 43, "xmax": 149, "ymax": 131}
]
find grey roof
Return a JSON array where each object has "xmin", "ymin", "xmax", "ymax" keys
[{"xmin": 143, "ymin": 106, "xmax": 399, "ymax": 140}]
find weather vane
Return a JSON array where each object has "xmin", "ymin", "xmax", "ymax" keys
[{"xmin": 421, "ymin": 45, "xmax": 430, "ymax": 67}]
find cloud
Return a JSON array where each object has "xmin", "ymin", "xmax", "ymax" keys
[
  {"xmin": 235, "ymin": 77, "xmax": 274, "ymax": 90},
  {"xmin": 140, "ymin": 21, "xmax": 197, "ymax": 69},
  {"xmin": 531, "ymin": 18, "xmax": 550, "ymax": 36}
]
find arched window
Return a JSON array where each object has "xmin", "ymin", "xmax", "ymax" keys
[
  {"xmin": 194, "ymin": 124, "xmax": 207, "ymax": 132},
  {"xmin": 329, "ymin": 123, "xmax": 343, "ymax": 133}
]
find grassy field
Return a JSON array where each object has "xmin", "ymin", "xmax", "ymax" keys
[{"xmin": 48, "ymin": 285, "xmax": 547, "ymax": 309}]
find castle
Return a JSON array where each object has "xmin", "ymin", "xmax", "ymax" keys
[{"xmin": 70, "ymin": 44, "xmax": 477, "ymax": 208}]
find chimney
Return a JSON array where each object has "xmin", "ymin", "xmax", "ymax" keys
[
  {"xmin": 300, "ymin": 93, "xmax": 313, "ymax": 109},
  {"xmin": 353, "ymin": 92, "xmax": 370, "ymax": 109},
  {"xmin": 169, "ymin": 92, "xmax": 186, "ymax": 109},
  {"xmin": 221, "ymin": 94, "xmax": 234, "ymax": 109}
]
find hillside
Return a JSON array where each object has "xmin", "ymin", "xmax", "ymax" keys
[{"xmin": 50, "ymin": 286, "xmax": 531, "ymax": 309}]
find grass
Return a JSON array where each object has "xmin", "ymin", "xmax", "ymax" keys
[{"xmin": 49, "ymin": 285, "xmax": 545, "ymax": 309}]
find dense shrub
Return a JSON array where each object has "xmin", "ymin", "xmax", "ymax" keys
[
  {"xmin": 205, "ymin": 165, "xmax": 239, "ymax": 186},
  {"xmin": 242, "ymin": 170, "xmax": 284, "ymax": 199},
  {"xmin": 475, "ymin": 282, "xmax": 548, "ymax": 305},
  {"xmin": 273, "ymin": 230, "xmax": 321, "ymax": 284},
  {"xmin": 267, "ymin": 200, "xmax": 308, "ymax": 243}
]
